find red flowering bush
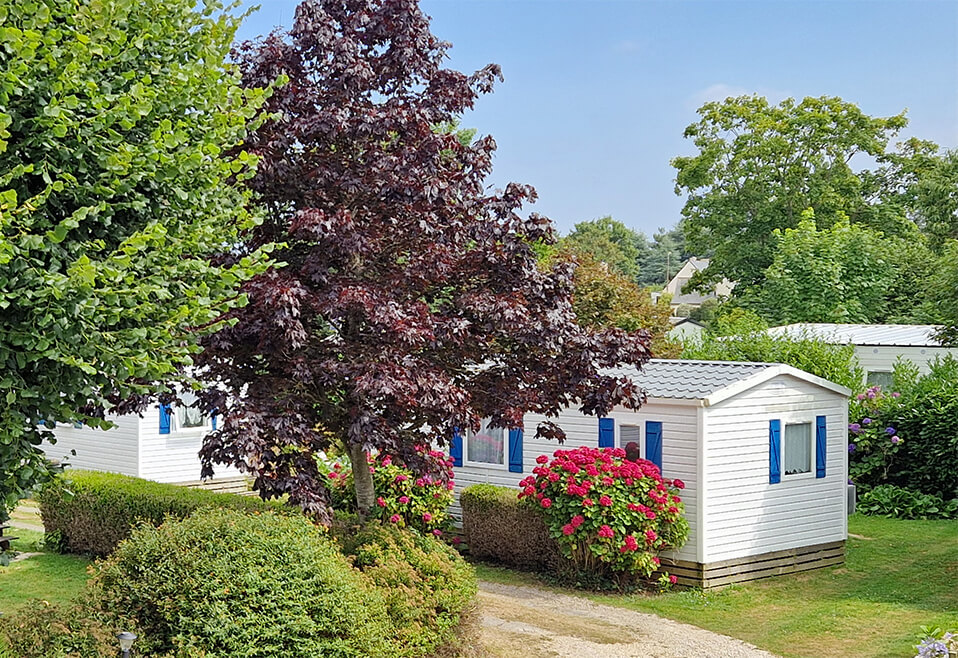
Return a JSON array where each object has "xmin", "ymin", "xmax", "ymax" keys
[
  {"xmin": 324, "ymin": 450, "xmax": 455, "ymax": 535},
  {"xmin": 518, "ymin": 446, "xmax": 689, "ymax": 577}
]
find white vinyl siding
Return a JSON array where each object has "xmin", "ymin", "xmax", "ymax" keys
[
  {"xmin": 701, "ymin": 375, "xmax": 847, "ymax": 563},
  {"xmin": 44, "ymin": 414, "xmax": 140, "ymax": 476},
  {"xmin": 450, "ymin": 399, "xmax": 702, "ymax": 562},
  {"xmin": 139, "ymin": 406, "xmax": 242, "ymax": 483},
  {"xmin": 854, "ymin": 345, "xmax": 956, "ymax": 383}
]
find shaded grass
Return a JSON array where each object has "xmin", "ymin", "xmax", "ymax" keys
[{"xmin": 474, "ymin": 515, "xmax": 958, "ymax": 658}]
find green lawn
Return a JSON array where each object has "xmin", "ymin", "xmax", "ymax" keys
[
  {"xmin": 474, "ymin": 515, "xmax": 958, "ymax": 658},
  {"xmin": 0, "ymin": 528, "xmax": 92, "ymax": 615}
]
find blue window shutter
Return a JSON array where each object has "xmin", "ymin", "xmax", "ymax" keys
[
  {"xmin": 645, "ymin": 421, "xmax": 663, "ymax": 472},
  {"xmin": 450, "ymin": 428, "xmax": 462, "ymax": 467},
  {"xmin": 815, "ymin": 415, "xmax": 827, "ymax": 478},
  {"xmin": 211, "ymin": 409, "xmax": 218, "ymax": 431},
  {"xmin": 508, "ymin": 427, "xmax": 524, "ymax": 473},
  {"xmin": 769, "ymin": 419, "xmax": 781, "ymax": 484},
  {"xmin": 598, "ymin": 417, "xmax": 615, "ymax": 448},
  {"xmin": 159, "ymin": 403, "xmax": 172, "ymax": 434}
]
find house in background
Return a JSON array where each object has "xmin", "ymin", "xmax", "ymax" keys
[
  {"xmin": 667, "ymin": 317, "xmax": 706, "ymax": 342},
  {"xmin": 451, "ymin": 359, "xmax": 851, "ymax": 588},
  {"xmin": 651, "ymin": 257, "xmax": 734, "ymax": 312},
  {"xmin": 44, "ymin": 395, "xmax": 246, "ymax": 491},
  {"xmin": 764, "ymin": 324, "xmax": 957, "ymax": 389}
]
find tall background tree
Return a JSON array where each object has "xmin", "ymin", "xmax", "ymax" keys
[
  {"xmin": 562, "ymin": 216, "xmax": 644, "ymax": 281},
  {"xmin": 197, "ymin": 0, "xmax": 652, "ymax": 521},
  {"xmin": 0, "ymin": 0, "xmax": 267, "ymax": 518},
  {"xmin": 673, "ymin": 95, "xmax": 909, "ymax": 292}
]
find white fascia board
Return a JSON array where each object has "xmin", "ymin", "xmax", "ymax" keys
[{"xmin": 703, "ymin": 364, "xmax": 852, "ymax": 407}]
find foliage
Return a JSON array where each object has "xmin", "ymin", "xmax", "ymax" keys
[
  {"xmin": 0, "ymin": 601, "xmax": 119, "ymax": 658},
  {"xmin": 927, "ymin": 240, "xmax": 958, "ymax": 345},
  {"xmin": 914, "ymin": 627, "xmax": 958, "ymax": 658},
  {"xmin": 335, "ymin": 523, "xmax": 477, "ymax": 658},
  {"xmin": 637, "ymin": 226, "xmax": 688, "ymax": 288},
  {"xmin": 459, "ymin": 484, "xmax": 563, "ymax": 571},
  {"xmin": 886, "ymin": 357, "xmax": 958, "ymax": 499},
  {"xmin": 858, "ymin": 485, "xmax": 958, "ymax": 521},
  {"xmin": 563, "ymin": 216, "xmax": 644, "ymax": 281},
  {"xmin": 682, "ymin": 329, "xmax": 863, "ymax": 392},
  {"xmin": 0, "ymin": 0, "xmax": 269, "ymax": 521},
  {"xmin": 673, "ymin": 95, "xmax": 910, "ymax": 292},
  {"xmin": 847, "ymin": 385, "xmax": 906, "ymax": 490},
  {"xmin": 325, "ymin": 450, "xmax": 454, "ymax": 535},
  {"xmin": 749, "ymin": 212, "xmax": 900, "ymax": 324},
  {"xmin": 518, "ymin": 446, "xmax": 688, "ymax": 578},
  {"xmin": 91, "ymin": 508, "xmax": 395, "ymax": 658},
  {"xmin": 569, "ymin": 253, "xmax": 681, "ymax": 357},
  {"xmin": 37, "ymin": 470, "xmax": 284, "ymax": 556},
  {"xmin": 196, "ymin": 0, "xmax": 652, "ymax": 521}
]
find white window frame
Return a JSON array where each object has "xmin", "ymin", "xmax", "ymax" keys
[
  {"xmin": 464, "ymin": 419, "xmax": 508, "ymax": 470},
  {"xmin": 865, "ymin": 370, "xmax": 894, "ymax": 390},
  {"xmin": 780, "ymin": 413, "xmax": 815, "ymax": 481},
  {"xmin": 168, "ymin": 391, "xmax": 210, "ymax": 435},
  {"xmin": 617, "ymin": 422, "xmax": 644, "ymax": 459}
]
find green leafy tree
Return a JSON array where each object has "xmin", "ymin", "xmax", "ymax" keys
[
  {"xmin": 0, "ymin": 0, "xmax": 268, "ymax": 518},
  {"xmin": 563, "ymin": 216, "xmax": 645, "ymax": 281},
  {"xmin": 673, "ymin": 95, "xmax": 909, "ymax": 292},
  {"xmin": 926, "ymin": 240, "xmax": 958, "ymax": 345},
  {"xmin": 749, "ymin": 211, "xmax": 898, "ymax": 324},
  {"xmin": 570, "ymin": 253, "xmax": 680, "ymax": 357}
]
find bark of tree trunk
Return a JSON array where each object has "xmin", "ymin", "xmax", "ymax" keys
[{"xmin": 348, "ymin": 442, "xmax": 376, "ymax": 521}]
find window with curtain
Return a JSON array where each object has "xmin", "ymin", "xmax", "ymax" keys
[
  {"xmin": 783, "ymin": 422, "xmax": 811, "ymax": 475},
  {"xmin": 176, "ymin": 390, "xmax": 206, "ymax": 430},
  {"xmin": 467, "ymin": 419, "xmax": 504, "ymax": 465}
]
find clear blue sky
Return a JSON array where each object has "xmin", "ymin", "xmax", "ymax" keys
[{"xmin": 236, "ymin": 0, "xmax": 958, "ymax": 237}]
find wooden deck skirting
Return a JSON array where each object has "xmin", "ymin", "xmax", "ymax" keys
[
  {"xmin": 659, "ymin": 540, "xmax": 845, "ymax": 589},
  {"xmin": 174, "ymin": 476, "xmax": 256, "ymax": 496}
]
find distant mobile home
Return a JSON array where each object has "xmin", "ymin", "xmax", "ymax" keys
[
  {"xmin": 451, "ymin": 359, "xmax": 851, "ymax": 588},
  {"xmin": 45, "ymin": 396, "xmax": 244, "ymax": 487},
  {"xmin": 765, "ymin": 323, "xmax": 957, "ymax": 389}
]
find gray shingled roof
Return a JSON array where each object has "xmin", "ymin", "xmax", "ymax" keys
[{"xmin": 606, "ymin": 359, "xmax": 772, "ymax": 400}]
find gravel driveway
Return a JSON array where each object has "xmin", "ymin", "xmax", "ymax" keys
[{"xmin": 478, "ymin": 581, "xmax": 778, "ymax": 658}]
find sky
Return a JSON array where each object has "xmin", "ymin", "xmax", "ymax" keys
[{"xmin": 235, "ymin": 0, "xmax": 958, "ymax": 238}]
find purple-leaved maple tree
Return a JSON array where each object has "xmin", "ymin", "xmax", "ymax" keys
[{"xmin": 196, "ymin": 0, "xmax": 652, "ymax": 522}]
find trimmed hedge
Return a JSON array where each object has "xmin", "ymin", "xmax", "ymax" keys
[
  {"xmin": 91, "ymin": 508, "xmax": 395, "ymax": 658},
  {"xmin": 0, "ymin": 601, "xmax": 119, "ymax": 658},
  {"xmin": 38, "ymin": 470, "xmax": 284, "ymax": 556},
  {"xmin": 460, "ymin": 484, "xmax": 562, "ymax": 571}
]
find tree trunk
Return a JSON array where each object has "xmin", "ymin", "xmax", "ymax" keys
[{"xmin": 348, "ymin": 443, "xmax": 376, "ymax": 521}]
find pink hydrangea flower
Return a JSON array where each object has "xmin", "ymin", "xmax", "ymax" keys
[
  {"xmin": 597, "ymin": 525, "xmax": 614, "ymax": 538},
  {"xmin": 398, "ymin": 495, "xmax": 410, "ymax": 504},
  {"xmin": 376, "ymin": 497, "xmax": 386, "ymax": 507},
  {"xmin": 540, "ymin": 498, "xmax": 552, "ymax": 508},
  {"xmin": 599, "ymin": 495, "xmax": 612, "ymax": 507},
  {"xmin": 561, "ymin": 524, "xmax": 575, "ymax": 535},
  {"xmin": 389, "ymin": 514, "xmax": 400, "ymax": 523}
]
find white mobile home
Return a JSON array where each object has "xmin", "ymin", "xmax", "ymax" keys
[
  {"xmin": 452, "ymin": 359, "xmax": 851, "ymax": 588},
  {"xmin": 44, "ymin": 397, "xmax": 244, "ymax": 487},
  {"xmin": 765, "ymin": 323, "xmax": 957, "ymax": 389}
]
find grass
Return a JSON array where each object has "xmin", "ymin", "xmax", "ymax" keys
[
  {"xmin": 0, "ymin": 509, "xmax": 92, "ymax": 615},
  {"xmin": 474, "ymin": 515, "xmax": 958, "ymax": 658}
]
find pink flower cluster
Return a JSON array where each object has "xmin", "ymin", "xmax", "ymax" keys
[{"xmin": 517, "ymin": 445, "xmax": 689, "ymax": 577}]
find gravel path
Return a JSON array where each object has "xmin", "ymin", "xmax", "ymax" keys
[{"xmin": 478, "ymin": 581, "xmax": 778, "ymax": 658}]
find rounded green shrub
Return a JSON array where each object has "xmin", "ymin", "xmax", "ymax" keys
[
  {"xmin": 90, "ymin": 508, "xmax": 394, "ymax": 658},
  {"xmin": 0, "ymin": 601, "xmax": 117, "ymax": 658},
  {"xmin": 335, "ymin": 523, "xmax": 478, "ymax": 657}
]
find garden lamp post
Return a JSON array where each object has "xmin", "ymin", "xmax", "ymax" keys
[{"xmin": 117, "ymin": 631, "xmax": 136, "ymax": 657}]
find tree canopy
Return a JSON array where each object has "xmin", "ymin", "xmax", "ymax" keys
[
  {"xmin": 673, "ymin": 95, "xmax": 909, "ymax": 292},
  {"xmin": 562, "ymin": 216, "xmax": 644, "ymax": 281},
  {"xmin": 0, "ymin": 0, "xmax": 267, "ymax": 518},
  {"xmin": 196, "ymin": 0, "xmax": 652, "ymax": 521}
]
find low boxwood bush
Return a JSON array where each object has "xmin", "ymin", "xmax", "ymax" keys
[
  {"xmin": 335, "ymin": 523, "xmax": 478, "ymax": 657},
  {"xmin": 90, "ymin": 508, "xmax": 395, "ymax": 658},
  {"xmin": 38, "ymin": 470, "xmax": 284, "ymax": 556},
  {"xmin": 858, "ymin": 485, "xmax": 958, "ymax": 520},
  {"xmin": 460, "ymin": 483, "xmax": 563, "ymax": 571}
]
